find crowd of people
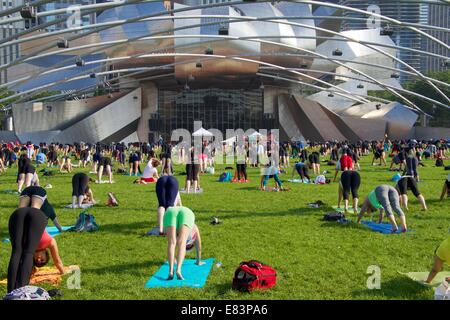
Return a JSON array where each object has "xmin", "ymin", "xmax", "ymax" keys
[{"xmin": 0, "ymin": 134, "xmax": 449, "ymax": 293}]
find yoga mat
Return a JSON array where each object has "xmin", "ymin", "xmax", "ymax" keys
[
  {"xmin": 180, "ymin": 188, "xmax": 204, "ymax": 194},
  {"xmin": 287, "ymin": 179, "xmax": 310, "ymax": 184},
  {"xmin": 95, "ymin": 180, "xmax": 115, "ymax": 184},
  {"xmin": 332, "ymin": 206, "xmax": 361, "ymax": 213},
  {"xmin": 146, "ymin": 227, "xmax": 160, "ymax": 236},
  {"xmin": 398, "ymin": 271, "xmax": 450, "ymax": 287},
  {"xmin": 145, "ymin": 258, "xmax": 214, "ymax": 288},
  {"xmin": 64, "ymin": 203, "xmax": 94, "ymax": 209},
  {"xmin": 361, "ymin": 221, "xmax": 409, "ymax": 234},
  {"xmin": 124, "ymin": 173, "xmax": 142, "ymax": 176},
  {"xmin": 2, "ymin": 226, "xmax": 73, "ymax": 244}
]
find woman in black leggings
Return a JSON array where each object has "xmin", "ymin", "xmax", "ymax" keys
[
  {"xmin": 97, "ymin": 151, "xmax": 113, "ymax": 184},
  {"xmin": 72, "ymin": 172, "xmax": 95, "ymax": 208},
  {"xmin": 7, "ymin": 207, "xmax": 48, "ymax": 292},
  {"xmin": 17, "ymin": 154, "xmax": 35, "ymax": 193},
  {"xmin": 395, "ymin": 176, "xmax": 427, "ymax": 211},
  {"xmin": 156, "ymin": 175, "xmax": 181, "ymax": 235},
  {"xmin": 337, "ymin": 170, "xmax": 361, "ymax": 214},
  {"xmin": 185, "ymin": 148, "xmax": 200, "ymax": 193}
]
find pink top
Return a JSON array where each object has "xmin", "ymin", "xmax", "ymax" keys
[{"xmin": 37, "ymin": 230, "xmax": 52, "ymax": 250}]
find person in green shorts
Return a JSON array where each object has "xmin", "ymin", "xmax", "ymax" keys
[
  {"xmin": 163, "ymin": 206, "xmax": 201, "ymax": 280},
  {"xmin": 426, "ymin": 236, "xmax": 450, "ymax": 284}
]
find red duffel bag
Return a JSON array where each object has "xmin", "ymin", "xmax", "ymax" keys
[{"xmin": 232, "ymin": 260, "xmax": 277, "ymax": 292}]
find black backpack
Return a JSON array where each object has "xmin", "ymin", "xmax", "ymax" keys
[
  {"xmin": 323, "ymin": 212, "xmax": 345, "ymax": 221},
  {"xmin": 436, "ymin": 158, "xmax": 444, "ymax": 167}
]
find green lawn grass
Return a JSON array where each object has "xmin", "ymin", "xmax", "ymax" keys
[{"xmin": 0, "ymin": 155, "xmax": 449, "ymax": 300}]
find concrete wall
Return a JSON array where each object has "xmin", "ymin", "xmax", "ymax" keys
[
  {"xmin": 53, "ymin": 88, "xmax": 142, "ymax": 143},
  {"xmin": 13, "ymin": 93, "xmax": 127, "ymax": 134},
  {"xmin": 413, "ymin": 126, "xmax": 450, "ymax": 140},
  {"xmin": 137, "ymin": 81, "xmax": 157, "ymax": 142}
]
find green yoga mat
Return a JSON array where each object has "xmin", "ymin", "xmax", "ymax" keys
[
  {"xmin": 398, "ymin": 271, "xmax": 450, "ymax": 287},
  {"xmin": 332, "ymin": 206, "xmax": 361, "ymax": 213}
]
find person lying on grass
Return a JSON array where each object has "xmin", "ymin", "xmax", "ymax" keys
[
  {"xmin": 425, "ymin": 235, "xmax": 450, "ymax": 284},
  {"xmin": 356, "ymin": 185, "xmax": 407, "ymax": 233}
]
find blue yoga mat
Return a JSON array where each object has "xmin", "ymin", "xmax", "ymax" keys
[
  {"xmin": 145, "ymin": 258, "xmax": 214, "ymax": 288},
  {"xmin": 361, "ymin": 221, "xmax": 408, "ymax": 234},
  {"xmin": 2, "ymin": 226, "xmax": 73, "ymax": 244}
]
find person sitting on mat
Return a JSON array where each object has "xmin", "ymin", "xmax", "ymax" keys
[
  {"xmin": 138, "ymin": 158, "xmax": 160, "ymax": 183},
  {"xmin": 425, "ymin": 235, "xmax": 450, "ymax": 284},
  {"xmin": 337, "ymin": 170, "xmax": 361, "ymax": 214},
  {"xmin": 19, "ymin": 185, "xmax": 62, "ymax": 233},
  {"xmin": 356, "ymin": 184, "xmax": 407, "ymax": 233},
  {"xmin": 72, "ymin": 172, "xmax": 96, "ymax": 208},
  {"xmin": 440, "ymin": 174, "xmax": 450, "ymax": 201},
  {"xmin": 395, "ymin": 176, "xmax": 427, "ymax": 211},
  {"xmin": 291, "ymin": 161, "xmax": 311, "ymax": 182},
  {"xmin": 164, "ymin": 206, "xmax": 202, "ymax": 280},
  {"xmin": 156, "ymin": 175, "xmax": 182, "ymax": 235}
]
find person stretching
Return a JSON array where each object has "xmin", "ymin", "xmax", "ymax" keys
[
  {"xmin": 6, "ymin": 208, "xmax": 48, "ymax": 292},
  {"xmin": 164, "ymin": 206, "xmax": 198, "ymax": 280},
  {"xmin": 425, "ymin": 235, "xmax": 450, "ymax": 284},
  {"xmin": 395, "ymin": 176, "xmax": 427, "ymax": 211},
  {"xmin": 440, "ymin": 174, "xmax": 450, "ymax": 201},
  {"xmin": 357, "ymin": 185, "xmax": 407, "ymax": 233},
  {"xmin": 337, "ymin": 170, "xmax": 361, "ymax": 214},
  {"xmin": 97, "ymin": 151, "xmax": 113, "ymax": 184},
  {"xmin": 291, "ymin": 162, "xmax": 311, "ymax": 182},
  {"xmin": 156, "ymin": 175, "xmax": 182, "ymax": 235},
  {"xmin": 72, "ymin": 172, "xmax": 95, "ymax": 208}
]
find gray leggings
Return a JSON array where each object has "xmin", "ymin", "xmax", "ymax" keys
[{"xmin": 375, "ymin": 185, "xmax": 404, "ymax": 217}]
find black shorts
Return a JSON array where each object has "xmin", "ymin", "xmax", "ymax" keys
[
  {"xmin": 309, "ymin": 153, "xmax": 320, "ymax": 164},
  {"xmin": 80, "ymin": 151, "xmax": 87, "ymax": 161},
  {"xmin": 20, "ymin": 186, "xmax": 47, "ymax": 202},
  {"xmin": 186, "ymin": 164, "xmax": 200, "ymax": 181},
  {"xmin": 19, "ymin": 163, "xmax": 35, "ymax": 175},
  {"xmin": 161, "ymin": 152, "xmax": 171, "ymax": 159},
  {"xmin": 397, "ymin": 177, "xmax": 420, "ymax": 197},
  {"xmin": 445, "ymin": 180, "xmax": 450, "ymax": 189},
  {"xmin": 48, "ymin": 152, "xmax": 57, "ymax": 162},
  {"xmin": 100, "ymin": 157, "xmax": 112, "ymax": 167}
]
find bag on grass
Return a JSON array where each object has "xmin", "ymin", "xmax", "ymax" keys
[
  {"xmin": 434, "ymin": 280, "xmax": 450, "ymax": 300},
  {"xmin": 436, "ymin": 158, "xmax": 444, "ymax": 167},
  {"xmin": 3, "ymin": 286, "xmax": 50, "ymax": 300},
  {"xmin": 232, "ymin": 260, "xmax": 277, "ymax": 292},
  {"xmin": 323, "ymin": 212, "xmax": 345, "ymax": 221},
  {"xmin": 107, "ymin": 192, "xmax": 119, "ymax": 206},
  {"xmin": 219, "ymin": 172, "xmax": 232, "ymax": 182},
  {"xmin": 69, "ymin": 211, "xmax": 99, "ymax": 232}
]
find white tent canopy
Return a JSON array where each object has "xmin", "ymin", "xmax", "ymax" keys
[
  {"xmin": 192, "ymin": 127, "xmax": 213, "ymax": 137},
  {"xmin": 222, "ymin": 136, "xmax": 237, "ymax": 145}
]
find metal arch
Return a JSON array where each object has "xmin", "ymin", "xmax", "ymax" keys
[
  {"xmin": 6, "ymin": 50, "xmax": 447, "ymax": 114},
  {"xmin": 5, "ymin": 33, "xmax": 449, "ymax": 93},
  {"xmin": 302, "ymin": 0, "xmax": 450, "ymax": 52},
  {"xmin": 0, "ymin": 32, "xmax": 438, "ymax": 112},
  {"xmin": 1, "ymin": 11, "xmax": 447, "ymax": 106},
  {"xmin": 0, "ymin": 23, "xmax": 434, "ymax": 112},
  {"xmin": 1, "ymin": 7, "xmax": 448, "ymax": 107},
  {"xmin": 0, "ymin": 52, "xmax": 370, "ymax": 106}
]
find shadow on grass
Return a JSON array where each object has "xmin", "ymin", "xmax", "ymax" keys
[
  {"xmin": 82, "ymin": 260, "xmax": 162, "ymax": 276},
  {"xmin": 193, "ymin": 207, "xmax": 321, "ymax": 222},
  {"xmin": 351, "ymin": 277, "xmax": 431, "ymax": 300},
  {"xmin": 99, "ymin": 221, "xmax": 150, "ymax": 234}
]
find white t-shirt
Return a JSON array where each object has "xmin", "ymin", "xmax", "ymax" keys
[{"xmin": 142, "ymin": 161, "xmax": 157, "ymax": 179}]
